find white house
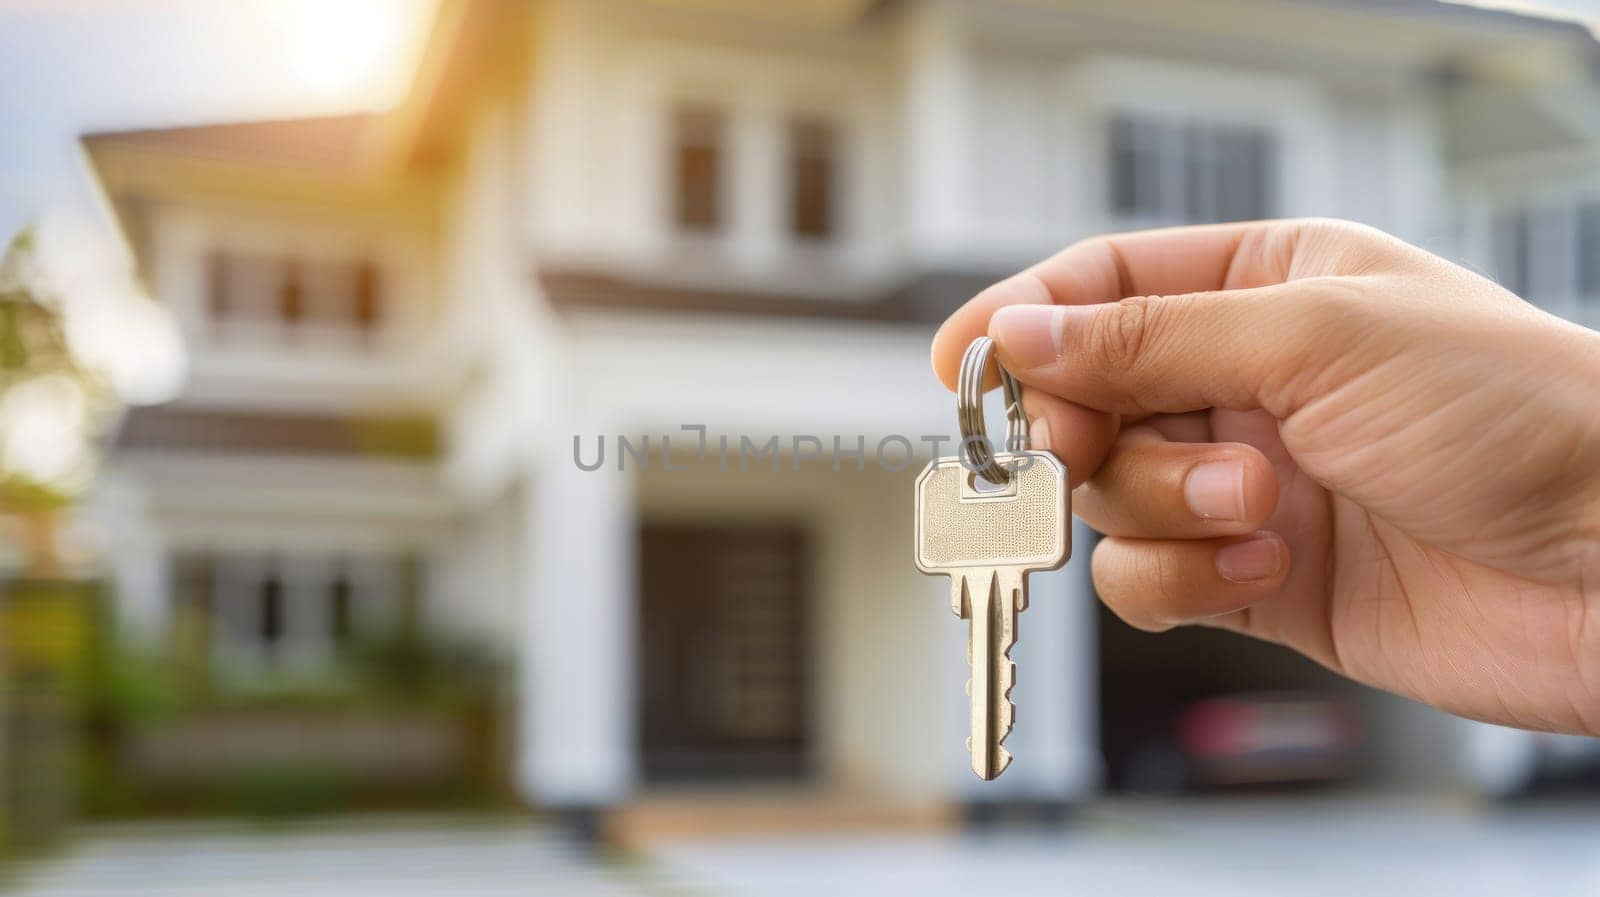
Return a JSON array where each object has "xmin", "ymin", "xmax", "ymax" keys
[{"xmin": 83, "ymin": 0, "xmax": 1600, "ymax": 832}]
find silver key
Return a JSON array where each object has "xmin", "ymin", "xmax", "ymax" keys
[{"xmin": 914, "ymin": 450, "xmax": 1070, "ymax": 779}]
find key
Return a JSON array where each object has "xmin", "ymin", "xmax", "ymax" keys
[{"xmin": 914, "ymin": 450, "xmax": 1070, "ymax": 780}]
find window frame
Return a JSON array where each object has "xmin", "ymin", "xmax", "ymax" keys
[
  {"xmin": 669, "ymin": 102, "xmax": 728, "ymax": 235},
  {"xmin": 193, "ymin": 550, "xmax": 413, "ymax": 690},
  {"xmin": 1106, "ymin": 111, "xmax": 1277, "ymax": 226},
  {"xmin": 1489, "ymin": 198, "xmax": 1600, "ymax": 309},
  {"xmin": 205, "ymin": 250, "xmax": 387, "ymax": 343},
  {"xmin": 785, "ymin": 114, "xmax": 842, "ymax": 243},
  {"xmin": 1066, "ymin": 55, "xmax": 1315, "ymax": 235}
]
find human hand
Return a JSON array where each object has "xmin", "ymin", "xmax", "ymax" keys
[{"xmin": 931, "ymin": 219, "xmax": 1600, "ymax": 735}]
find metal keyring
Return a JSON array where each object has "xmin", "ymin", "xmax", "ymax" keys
[{"xmin": 957, "ymin": 336, "xmax": 1028, "ymax": 486}]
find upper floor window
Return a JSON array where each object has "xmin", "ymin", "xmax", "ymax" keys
[
  {"xmin": 788, "ymin": 117, "xmax": 838, "ymax": 240},
  {"xmin": 207, "ymin": 251, "xmax": 383, "ymax": 338},
  {"xmin": 1493, "ymin": 201, "xmax": 1600, "ymax": 306},
  {"xmin": 672, "ymin": 104, "xmax": 725, "ymax": 233},
  {"xmin": 1109, "ymin": 114, "xmax": 1274, "ymax": 224}
]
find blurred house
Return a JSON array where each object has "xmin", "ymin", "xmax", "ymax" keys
[{"xmin": 77, "ymin": 0, "xmax": 1600, "ymax": 830}]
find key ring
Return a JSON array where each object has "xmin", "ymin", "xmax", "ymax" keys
[{"xmin": 957, "ymin": 336, "xmax": 1028, "ymax": 486}]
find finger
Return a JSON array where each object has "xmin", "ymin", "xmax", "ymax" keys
[
  {"xmin": 1140, "ymin": 411, "xmax": 1211, "ymax": 443},
  {"xmin": 932, "ymin": 221, "xmax": 1292, "ymax": 389},
  {"xmin": 1092, "ymin": 532, "xmax": 1290, "ymax": 633},
  {"xmin": 988, "ymin": 278, "xmax": 1390, "ymax": 418},
  {"xmin": 1074, "ymin": 428, "xmax": 1278, "ymax": 539},
  {"xmin": 1019, "ymin": 388, "xmax": 1117, "ymax": 489}
]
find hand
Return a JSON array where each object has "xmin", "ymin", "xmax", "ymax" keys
[{"xmin": 931, "ymin": 219, "xmax": 1600, "ymax": 736}]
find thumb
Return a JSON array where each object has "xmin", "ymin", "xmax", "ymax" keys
[{"xmin": 987, "ymin": 283, "xmax": 1381, "ymax": 418}]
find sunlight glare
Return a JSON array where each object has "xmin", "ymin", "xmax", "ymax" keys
[{"xmin": 285, "ymin": 0, "xmax": 431, "ymax": 107}]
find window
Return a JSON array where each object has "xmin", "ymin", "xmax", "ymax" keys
[
  {"xmin": 354, "ymin": 261, "xmax": 381, "ymax": 331},
  {"xmin": 207, "ymin": 251, "xmax": 229, "ymax": 322},
  {"xmin": 1111, "ymin": 117, "xmax": 1165, "ymax": 220},
  {"xmin": 672, "ymin": 105, "xmax": 724, "ymax": 232},
  {"xmin": 206, "ymin": 252, "xmax": 384, "ymax": 337},
  {"xmin": 208, "ymin": 252, "xmax": 281, "ymax": 328},
  {"xmin": 259, "ymin": 573, "xmax": 285, "ymax": 651},
  {"xmin": 1491, "ymin": 200, "xmax": 1600, "ymax": 307},
  {"xmin": 1109, "ymin": 114, "xmax": 1274, "ymax": 224},
  {"xmin": 279, "ymin": 261, "xmax": 304, "ymax": 326},
  {"xmin": 330, "ymin": 574, "xmax": 354, "ymax": 644},
  {"xmin": 1493, "ymin": 210, "xmax": 1531, "ymax": 300},
  {"xmin": 181, "ymin": 551, "xmax": 414, "ymax": 685},
  {"xmin": 1580, "ymin": 205, "xmax": 1600, "ymax": 299},
  {"xmin": 788, "ymin": 117, "xmax": 837, "ymax": 240}
]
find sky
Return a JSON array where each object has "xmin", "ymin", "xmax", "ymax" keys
[{"xmin": 0, "ymin": 0, "xmax": 436, "ymax": 241}]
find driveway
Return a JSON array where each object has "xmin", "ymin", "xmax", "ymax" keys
[
  {"xmin": 655, "ymin": 798, "xmax": 1600, "ymax": 897},
  {"xmin": 2, "ymin": 818, "xmax": 689, "ymax": 897},
  {"xmin": 6, "ymin": 799, "xmax": 1600, "ymax": 896}
]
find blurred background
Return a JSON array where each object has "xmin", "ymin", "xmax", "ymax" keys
[{"xmin": 1, "ymin": 0, "xmax": 1599, "ymax": 894}]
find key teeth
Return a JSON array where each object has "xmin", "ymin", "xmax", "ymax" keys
[
  {"xmin": 962, "ymin": 568, "xmax": 1022, "ymax": 781},
  {"xmin": 994, "ymin": 656, "xmax": 1017, "ymax": 756}
]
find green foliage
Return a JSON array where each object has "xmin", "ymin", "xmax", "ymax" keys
[
  {"xmin": 87, "ymin": 648, "xmax": 186, "ymax": 728},
  {"xmin": 340, "ymin": 629, "xmax": 507, "ymax": 708},
  {"xmin": 213, "ymin": 763, "xmax": 351, "ymax": 819}
]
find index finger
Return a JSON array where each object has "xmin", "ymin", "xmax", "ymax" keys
[{"xmin": 931, "ymin": 221, "xmax": 1286, "ymax": 390}]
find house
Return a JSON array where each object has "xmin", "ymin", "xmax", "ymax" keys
[{"xmin": 81, "ymin": 0, "xmax": 1600, "ymax": 831}]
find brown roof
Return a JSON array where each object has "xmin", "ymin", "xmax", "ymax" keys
[{"xmin": 82, "ymin": 114, "xmax": 381, "ymax": 175}]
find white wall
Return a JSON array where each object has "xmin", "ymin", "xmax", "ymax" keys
[
  {"xmin": 521, "ymin": 0, "xmax": 1461, "ymax": 279},
  {"xmin": 96, "ymin": 453, "xmax": 482, "ymax": 652},
  {"xmin": 524, "ymin": 0, "xmax": 904, "ymax": 293},
  {"xmin": 143, "ymin": 198, "xmax": 451, "ymax": 414}
]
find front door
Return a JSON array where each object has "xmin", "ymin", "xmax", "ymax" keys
[{"xmin": 638, "ymin": 522, "xmax": 810, "ymax": 782}]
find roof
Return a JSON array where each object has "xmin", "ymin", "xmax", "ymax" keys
[
  {"xmin": 81, "ymin": 114, "xmax": 382, "ymax": 176},
  {"xmin": 78, "ymin": 0, "xmax": 1600, "ymax": 183},
  {"xmin": 1314, "ymin": 0, "xmax": 1596, "ymax": 40},
  {"xmin": 79, "ymin": 0, "xmax": 524, "ymax": 183}
]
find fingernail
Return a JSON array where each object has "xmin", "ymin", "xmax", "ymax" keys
[
  {"xmin": 1216, "ymin": 534, "xmax": 1284, "ymax": 583},
  {"xmin": 989, "ymin": 305, "xmax": 1064, "ymax": 369},
  {"xmin": 1184, "ymin": 460, "xmax": 1248, "ymax": 521},
  {"xmin": 1028, "ymin": 415, "xmax": 1052, "ymax": 453}
]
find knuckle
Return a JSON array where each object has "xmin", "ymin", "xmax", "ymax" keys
[
  {"xmin": 1298, "ymin": 276, "xmax": 1372, "ymax": 336},
  {"xmin": 1085, "ymin": 295, "xmax": 1161, "ymax": 371},
  {"xmin": 1288, "ymin": 217, "xmax": 1408, "ymax": 272},
  {"xmin": 1292, "ymin": 216, "xmax": 1380, "ymax": 245},
  {"xmin": 1082, "ymin": 294, "xmax": 1196, "ymax": 414}
]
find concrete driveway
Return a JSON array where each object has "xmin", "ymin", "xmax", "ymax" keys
[
  {"xmin": 657, "ymin": 798, "xmax": 1600, "ymax": 897},
  {"xmin": 2, "ymin": 818, "xmax": 688, "ymax": 897},
  {"xmin": 6, "ymin": 799, "xmax": 1599, "ymax": 896}
]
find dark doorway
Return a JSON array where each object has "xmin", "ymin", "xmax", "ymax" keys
[{"xmin": 638, "ymin": 522, "xmax": 810, "ymax": 783}]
